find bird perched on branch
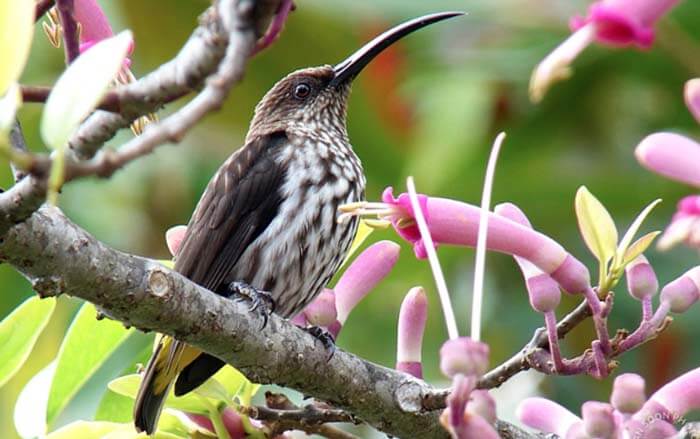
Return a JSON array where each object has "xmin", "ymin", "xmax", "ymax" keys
[{"xmin": 133, "ymin": 11, "xmax": 462, "ymax": 434}]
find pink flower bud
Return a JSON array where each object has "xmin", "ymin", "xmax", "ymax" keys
[
  {"xmin": 526, "ymin": 273, "xmax": 562, "ymax": 312},
  {"xmin": 396, "ymin": 287, "xmax": 428, "ymax": 379},
  {"xmin": 468, "ymin": 390, "xmax": 497, "ymax": 424},
  {"xmin": 660, "ymin": 267, "xmax": 700, "ymax": 314},
  {"xmin": 383, "ymin": 189, "xmax": 591, "ymax": 294},
  {"xmin": 581, "ymin": 401, "xmax": 616, "ymax": 438},
  {"xmin": 685, "ymin": 78, "xmax": 700, "ymax": 124},
  {"xmin": 187, "ymin": 408, "xmax": 246, "ymax": 438},
  {"xmin": 165, "ymin": 225, "xmax": 187, "ymax": 256},
  {"xmin": 516, "ymin": 397, "xmax": 581, "ymax": 438},
  {"xmin": 439, "ymin": 337, "xmax": 489, "ymax": 379},
  {"xmin": 611, "ymin": 373, "xmax": 646, "ymax": 414},
  {"xmin": 334, "ymin": 240, "xmax": 400, "ymax": 325},
  {"xmin": 626, "ymin": 255, "xmax": 658, "ymax": 300},
  {"xmin": 439, "ymin": 410, "xmax": 500, "ymax": 439},
  {"xmin": 565, "ymin": 421, "xmax": 590, "ymax": 439},
  {"xmin": 570, "ymin": 0, "xmax": 679, "ymax": 48},
  {"xmin": 495, "ymin": 203, "xmax": 563, "ymax": 311},
  {"xmin": 635, "ymin": 132, "xmax": 700, "ymax": 188},
  {"xmin": 302, "ymin": 289, "xmax": 337, "ymax": 327}
]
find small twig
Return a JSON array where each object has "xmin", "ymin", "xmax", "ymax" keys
[
  {"xmin": 35, "ymin": 0, "xmax": 56, "ymax": 22},
  {"xmin": 242, "ymin": 392, "xmax": 359, "ymax": 439},
  {"xmin": 20, "ymin": 84, "xmax": 186, "ymax": 114},
  {"xmin": 56, "ymin": 0, "xmax": 80, "ymax": 64},
  {"xmin": 477, "ymin": 299, "xmax": 592, "ymax": 390}
]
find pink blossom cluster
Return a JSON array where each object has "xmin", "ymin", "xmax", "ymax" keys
[{"xmin": 518, "ymin": 369, "xmax": 700, "ymax": 438}]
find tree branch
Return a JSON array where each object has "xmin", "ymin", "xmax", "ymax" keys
[
  {"xmin": 477, "ymin": 299, "xmax": 592, "ymax": 390},
  {"xmin": 66, "ymin": 0, "xmax": 277, "ymax": 160},
  {"xmin": 20, "ymin": 85, "xmax": 187, "ymax": 114},
  {"xmin": 0, "ymin": 206, "xmax": 449, "ymax": 438}
]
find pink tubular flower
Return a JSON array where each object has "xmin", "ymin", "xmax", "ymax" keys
[
  {"xmin": 301, "ymin": 288, "xmax": 337, "ymax": 327},
  {"xmin": 378, "ymin": 188, "xmax": 590, "ymax": 294},
  {"xmin": 332, "ymin": 240, "xmax": 400, "ymax": 331},
  {"xmin": 657, "ymin": 195, "xmax": 700, "ymax": 251},
  {"xmin": 395, "ymin": 287, "xmax": 428, "ymax": 378},
  {"xmin": 530, "ymin": 0, "xmax": 678, "ymax": 102},
  {"xmin": 570, "ymin": 0, "xmax": 679, "ymax": 49},
  {"xmin": 634, "ymin": 367, "xmax": 700, "ymax": 430},
  {"xmin": 516, "ymin": 397, "xmax": 581, "ymax": 437},
  {"xmin": 73, "ymin": 0, "xmax": 134, "ymax": 64},
  {"xmin": 74, "ymin": 0, "xmax": 115, "ymax": 49},
  {"xmin": 686, "ymin": 78, "xmax": 700, "ymax": 124},
  {"xmin": 635, "ymin": 133, "xmax": 700, "ymax": 189}
]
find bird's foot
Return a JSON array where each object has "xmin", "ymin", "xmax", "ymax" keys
[
  {"xmin": 227, "ymin": 281, "xmax": 275, "ymax": 329},
  {"xmin": 303, "ymin": 325, "xmax": 336, "ymax": 361}
]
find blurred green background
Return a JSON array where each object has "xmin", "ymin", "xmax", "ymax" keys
[{"xmin": 2, "ymin": 0, "xmax": 700, "ymax": 437}]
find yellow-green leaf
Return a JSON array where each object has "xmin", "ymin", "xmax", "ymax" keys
[
  {"xmin": 615, "ymin": 199, "xmax": 661, "ymax": 266},
  {"xmin": 41, "ymin": 31, "xmax": 133, "ymax": 150},
  {"xmin": 575, "ymin": 186, "xmax": 618, "ymax": 264},
  {"xmin": 622, "ymin": 231, "xmax": 661, "ymax": 266},
  {"xmin": 0, "ymin": 0, "xmax": 34, "ymax": 95},
  {"xmin": 211, "ymin": 366, "xmax": 247, "ymax": 401},
  {"xmin": 0, "ymin": 296, "xmax": 55, "ymax": 388},
  {"xmin": 47, "ymin": 302, "xmax": 134, "ymax": 426}
]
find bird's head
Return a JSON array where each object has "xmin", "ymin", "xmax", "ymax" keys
[{"xmin": 247, "ymin": 11, "xmax": 463, "ymax": 140}]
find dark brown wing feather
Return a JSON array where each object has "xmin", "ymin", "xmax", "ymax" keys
[{"xmin": 174, "ymin": 131, "xmax": 288, "ymax": 291}]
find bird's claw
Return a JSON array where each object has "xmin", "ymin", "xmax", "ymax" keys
[
  {"xmin": 226, "ymin": 281, "xmax": 276, "ymax": 329},
  {"xmin": 303, "ymin": 325, "xmax": 336, "ymax": 361}
]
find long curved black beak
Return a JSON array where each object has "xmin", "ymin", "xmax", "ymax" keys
[{"xmin": 329, "ymin": 11, "xmax": 464, "ymax": 88}]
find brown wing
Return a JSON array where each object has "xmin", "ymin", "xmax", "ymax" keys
[{"xmin": 174, "ymin": 132, "xmax": 288, "ymax": 292}]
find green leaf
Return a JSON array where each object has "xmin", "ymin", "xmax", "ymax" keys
[
  {"xmin": 575, "ymin": 186, "xmax": 618, "ymax": 265},
  {"xmin": 0, "ymin": 296, "xmax": 55, "ymax": 388},
  {"xmin": 614, "ymin": 199, "xmax": 662, "ymax": 267},
  {"xmin": 192, "ymin": 377, "xmax": 231, "ymax": 402},
  {"xmin": 95, "ymin": 388, "xmax": 135, "ymax": 423},
  {"xmin": 46, "ymin": 420, "xmax": 184, "ymax": 439},
  {"xmin": 40, "ymin": 31, "xmax": 133, "ymax": 150},
  {"xmin": 211, "ymin": 366, "xmax": 247, "ymax": 401},
  {"xmin": 108, "ymin": 374, "xmax": 212, "ymax": 415},
  {"xmin": 0, "ymin": 0, "xmax": 34, "ymax": 95},
  {"xmin": 14, "ymin": 361, "xmax": 56, "ymax": 438},
  {"xmin": 47, "ymin": 302, "xmax": 134, "ymax": 426},
  {"xmin": 622, "ymin": 231, "xmax": 661, "ymax": 266}
]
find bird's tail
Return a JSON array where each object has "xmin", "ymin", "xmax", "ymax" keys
[{"xmin": 133, "ymin": 336, "xmax": 201, "ymax": 434}]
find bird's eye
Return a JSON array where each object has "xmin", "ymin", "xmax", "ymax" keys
[{"xmin": 293, "ymin": 83, "xmax": 311, "ymax": 99}]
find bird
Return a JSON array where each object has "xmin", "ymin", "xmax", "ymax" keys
[{"xmin": 133, "ymin": 11, "xmax": 462, "ymax": 434}]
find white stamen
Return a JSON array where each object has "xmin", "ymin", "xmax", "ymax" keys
[
  {"xmin": 406, "ymin": 176, "xmax": 459, "ymax": 340},
  {"xmin": 471, "ymin": 132, "xmax": 506, "ymax": 342}
]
